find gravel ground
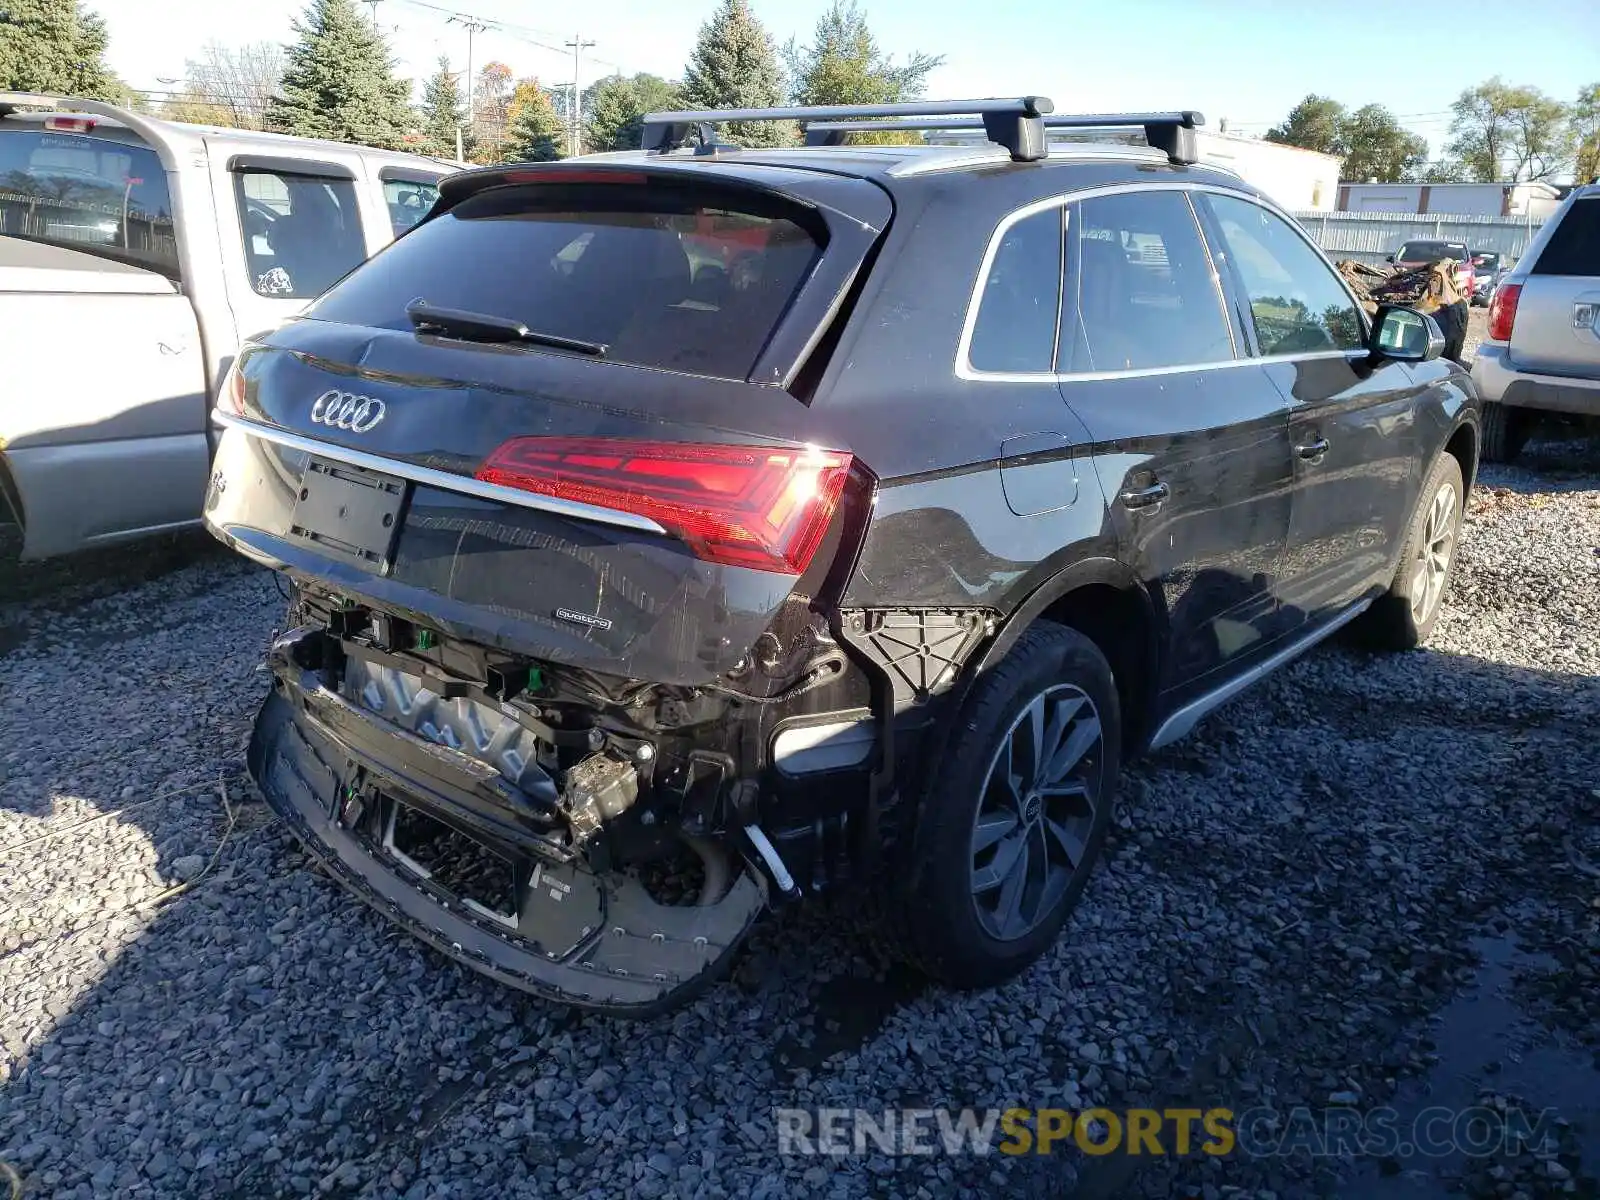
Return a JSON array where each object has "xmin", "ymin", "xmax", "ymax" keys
[{"xmin": 1, "ymin": 425, "xmax": 1597, "ymax": 1200}]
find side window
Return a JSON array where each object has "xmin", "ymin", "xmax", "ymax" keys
[
  {"xmin": 234, "ymin": 169, "xmax": 365, "ymax": 299},
  {"xmin": 382, "ymin": 176, "xmax": 440, "ymax": 237},
  {"xmin": 1202, "ymin": 193, "xmax": 1364, "ymax": 355},
  {"xmin": 1064, "ymin": 190, "xmax": 1235, "ymax": 373},
  {"xmin": 1531, "ymin": 199, "xmax": 1600, "ymax": 276},
  {"xmin": 967, "ymin": 206, "xmax": 1063, "ymax": 374}
]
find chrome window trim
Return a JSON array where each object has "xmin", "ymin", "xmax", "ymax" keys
[
  {"xmin": 211, "ymin": 410, "xmax": 670, "ymax": 535},
  {"xmin": 955, "ymin": 181, "xmax": 1371, "ymax": 385}
]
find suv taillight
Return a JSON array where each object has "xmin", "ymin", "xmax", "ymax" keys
[
  {"xmin": 1488, "ymin": 283, "xmax": 1522, "ymax": 341},
  {"xmin": 476, "ymin": 438, "xmax": 854, "ymax": 575}
]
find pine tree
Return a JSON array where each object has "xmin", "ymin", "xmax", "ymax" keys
[
  {"xmin": 504, "ymin": 83, "xmax": 565, "ymax": 162},
  {"xmin": 786, "ymin": 2, "xmax": 939, "ymax": 107},
  {"xmin": 584, "ymin": 73, "xmax": 681, "ymax": 153},
  {"xmin": 784, "ymin": 1, "xmax": 940, "ymax": 144},
  {"xmin": 265, "ymin": 0, "xmax": 415, "ymax": 148},
  {"xmin": 679, "ymin": 0, "xmax": 791, "ymax": 148},
  {"xmin": 420, "ymin": 56, "xmax": 466, "ymax": 159},
  {"xmin": 0, "ymin": 0, "xmax": 127, "ymax": 100}
]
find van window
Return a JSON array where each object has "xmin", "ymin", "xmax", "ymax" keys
[
  {"xmin": 383, "ymin": 176, "xmax": 440, "ymax": 236},
  {"xmin": 1531, "ymin": 199, "xmax": 1600, "ymax": 276},
  {"xmin": 235, "ymin": 169, "xmax": 365, "ymax": 299},
  {"xmin": 0, "ymin": 130, "xmax": 178, "ymax": 278},
  {"xmin": 310, "ymin": 182, "xmax": 826, "ymax": 381},
  {"xmin": 967, "ymin": 206, "xmax": 1062, "ymax": 373},
  {"xmin": 1063, "ymin": 191, "xmax": 1234, "ymax": 372}
]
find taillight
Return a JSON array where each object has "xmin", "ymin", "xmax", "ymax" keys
[
  {"xmin": 216, "ymin": 359, "xmax": 247, "ymax": 416},
  {"xmin": 476, "ymin": 438, "xmax": 854, "ymax": 575},
  {"xmin": 1488, "ymin": 283, "xmax": 1522, "ymax": 341},
  {"xmin": 45, "ymin": 116, "xmax": 95, "ymax": 133}
]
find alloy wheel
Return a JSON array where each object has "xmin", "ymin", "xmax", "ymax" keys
[
  {"xmin": 970, "ymin": 683, "xmax": 1103, "ymax": 941},
  {"xmin": 1410, "ymin": 480, "xmax": 1459, "ymax": 623}
]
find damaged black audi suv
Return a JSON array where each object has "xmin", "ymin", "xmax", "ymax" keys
[{"xmin": 205, "ymin": 98, "xmax": 1479, "ymax": 1014}]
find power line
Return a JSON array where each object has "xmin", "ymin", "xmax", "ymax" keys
[{"xmin": 393, "ymin": 0, "xmax": 623, "ymax": 72}]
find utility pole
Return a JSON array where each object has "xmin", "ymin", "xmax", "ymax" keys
[
  {"xmin": 566, "ymin": 35, "xmax": 594, "ymax": 157},
  {"xmin": 449, "ymin": 15, "xmax": 488, "ymax": 159},
  {"xmin": 363, "ymin": 0, "xmax": 382, "ymax": 25}
]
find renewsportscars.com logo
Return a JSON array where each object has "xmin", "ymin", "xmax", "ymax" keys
[{"xmin": 776, "ymin": 1105, "xmax": 1563, "ymax": 1159}]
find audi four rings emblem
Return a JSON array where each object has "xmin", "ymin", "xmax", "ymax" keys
[{"xmin": 310, "ymin": 389, "xmax": 386, "ymax": 433}]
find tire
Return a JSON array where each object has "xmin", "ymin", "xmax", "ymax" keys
[
  {"xmin": 1358, "ymin": 452, "xmax": 1466, "ymax": 651},
  {"xmin": 875, "ymin": 623, "xmax": 1120, "ymax": 989},
  {"xmin": 1480, "ymin": 402, "xmax": 1530, "ymax": 464}
]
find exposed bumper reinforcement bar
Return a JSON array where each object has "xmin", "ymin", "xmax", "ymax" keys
[{"xmin": 249, "ymin": 679, "xmax": 767, "ymax": 1015}]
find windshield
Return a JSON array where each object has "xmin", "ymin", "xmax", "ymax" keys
[
  {"xmin": 1396, "ymin": 241, "xmax": 1468, "ymax": 264},
  {"xmin": 310, "ymin": 181, "xmax": 825, "ymax": 381},
  {"xmin": 0, "ymin": 129, "xmax": 177, "ymax": 278}
]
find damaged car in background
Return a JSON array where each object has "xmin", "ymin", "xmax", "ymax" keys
[{"xmin": 204, "ymin": 97, "xmax": 1479, "ymax": 1014}]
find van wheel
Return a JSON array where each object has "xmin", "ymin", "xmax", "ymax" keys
[
  {"xmin": 1358, "ymin": 453, "xmax": 1465, "ymax": 651},
  {"xmin": 878, "ymin": 624, "xmax": 1119, "ymax": 989},
  {"xmin": 1480, "ymin": 402, "xmax": 1530, "ymax": 464}
]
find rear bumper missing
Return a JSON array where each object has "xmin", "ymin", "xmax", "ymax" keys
[{"xmin": 249, "ymin": 675, "xmax": 767, "ymax": 1015}]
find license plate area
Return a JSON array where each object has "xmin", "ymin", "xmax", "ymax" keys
[
  {"xmin": 383, "ymin": 799, "xmax": 520, "ymax": 928},
  {"xmin": 290, "ymin": 458, "xmax": 406, "ymax": 574}
]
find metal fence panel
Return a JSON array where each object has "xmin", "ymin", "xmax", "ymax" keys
[{"xmin": 1289, "ymin": 210, "xmax": 1546, "ymax": 266}]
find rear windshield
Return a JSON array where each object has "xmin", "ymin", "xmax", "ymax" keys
[
  {"xmin": 0, "ymin": 129, "xmax": 177, "ymax": 278},
  {"xmin": 1531, "ymin": 199, "xmax": 1600, "ymax": 276},
  {"xmin": 1472, "ymin": 252, "xmax": 1500, "ymax": 267},
  {"xmin": 309, "ymin": 180, "xmax": 825, "ymax": 381},
  {"xmin": 1396, "ymin": 241, "xmax": 1467, "ymax": 263}
]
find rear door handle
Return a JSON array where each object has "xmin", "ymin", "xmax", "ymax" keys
[
  {"xmin": 1118, "ymin": 481, "xmax": 1169, "ymax": 509},
  {"xmin": 1295, "ymin": 438, "xmax": 1330, "ymax": 462}
]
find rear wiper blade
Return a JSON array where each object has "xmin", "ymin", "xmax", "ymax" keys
[{"xmin": 405, "ymin": 300, "xmax": 607, "ymax": 356}]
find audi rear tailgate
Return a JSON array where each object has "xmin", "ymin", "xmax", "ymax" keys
[{"xmin": 205, "ymin": 162, "xmax": 890, "ymax": 685}]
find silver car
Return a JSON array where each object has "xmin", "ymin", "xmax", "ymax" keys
[{"xmin": 1471, "ymin": 184, "xmax": 1600, "ymax": 461}]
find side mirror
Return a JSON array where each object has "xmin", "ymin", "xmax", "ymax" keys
[
  {"xmin": 1385, "ymin": 253, "xmax": 1395, "ymax": 264},
  {"xmin": 1370, "ymin": 305, "xmax": 1444, "ymax": 362}
]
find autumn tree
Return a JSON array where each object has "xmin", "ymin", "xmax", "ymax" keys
[{"xmin": 469, "ymin": 61, "xmax": 513, "ymax": 162}]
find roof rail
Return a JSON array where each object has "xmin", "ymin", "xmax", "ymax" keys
[
  {"xmin": 641, "ymin": 97, "xmax": 1055, "ymax": 163},
  {"xmin": 0, "ymin": 91, "xmax": 179, "ymax": 171},
  {"xmin": 804, "ymin": 111, "xmax": 1206, "ymax": 165}
]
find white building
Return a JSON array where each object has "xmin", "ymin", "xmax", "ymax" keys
[
  {"xmin": 924, "ymin": 125, "xmax": 1343, "ymax": 212},
  {"xmin": 1335, "ymin": 181, "xmax": 1562, "ymax": 220},
  {"xmin": 1191, "ymin": 131, "xmax": 1342, "ymax": 212}
]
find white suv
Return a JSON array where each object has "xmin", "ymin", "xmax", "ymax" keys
[{"xmin": 1471, "ymin": 185, "xmax": 1600, "ymax": 461}]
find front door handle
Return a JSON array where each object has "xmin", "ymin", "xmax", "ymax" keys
[
  {"xmin": 1118, "ymin": 481, "xmax": 1170, "ymax": 509},
  {"xmin": 1295, "ymin": 437, "xmax": 1330, "ymax": 462}
]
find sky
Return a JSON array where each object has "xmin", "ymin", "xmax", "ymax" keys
[{"xmin": 93, "ymin": 0, "xmax": 1600, "ymax": 161}]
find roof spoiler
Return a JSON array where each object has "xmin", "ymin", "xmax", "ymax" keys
[
  {"xmin": 0, "ymin": 91, "xmax": 179, "ymax": 171},
  {"xmin": 802, "ymin": 111, "xmax": 1205, "ymax": 165},
  {"xmin": 642, "ymin": 97, "xmax": 1056, "ymax": 163}
]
